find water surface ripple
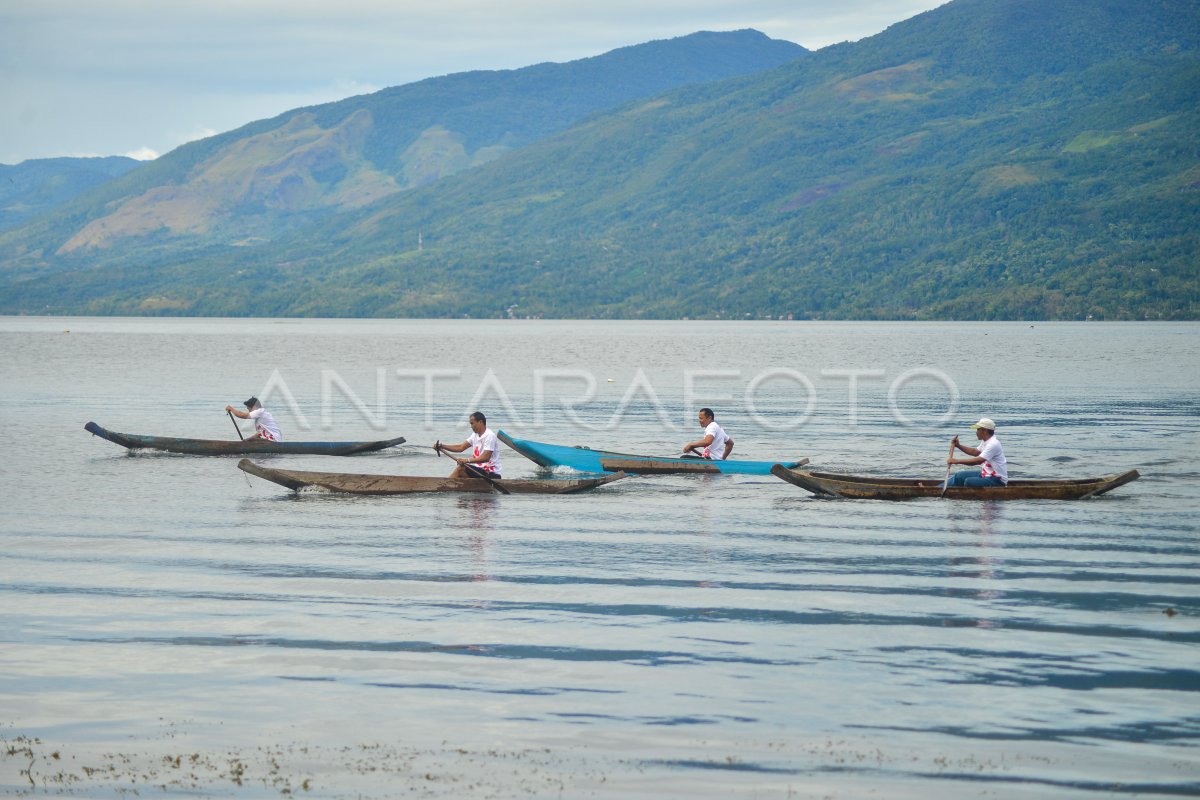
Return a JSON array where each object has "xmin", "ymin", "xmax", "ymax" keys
[{"xmin": 1, "ymin": 319, "xmax": 1197, "ymax": 798}]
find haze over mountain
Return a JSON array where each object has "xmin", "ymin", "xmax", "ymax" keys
[
  {"xmin": 0, "ymin": 156, "xmax": 141, "ymax": 233},
  {"xmin": 1, "ymin": 0, "xmax": 1196, "ymax": 320},
  {"xmin": 0, "ymin": 30, "xmax": 804, "ymax": 259}
]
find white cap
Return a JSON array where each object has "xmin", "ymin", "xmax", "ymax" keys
[{"xmin": 971, "ymin": 418, "xmax": 996, "ymax": 431}]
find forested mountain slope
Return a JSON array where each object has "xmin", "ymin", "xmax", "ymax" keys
[{"xmin": 1, "ymin": 1, "xmax": 1195, "ymax": 320}]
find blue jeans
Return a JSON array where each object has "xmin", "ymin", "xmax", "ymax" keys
[{"xmin": 947, "ymin": 470, "xmax": 1005, "ymax": 488}]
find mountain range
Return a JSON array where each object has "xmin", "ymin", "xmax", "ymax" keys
[
  {"xmin": 1, "ymin": 0, "xmax": 1196, "ymax": 320},
  {"xmin": 0, "ymin": 156, "xmax": 141, "ymax": 233}
]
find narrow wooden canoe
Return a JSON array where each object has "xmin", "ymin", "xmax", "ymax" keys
[
  {"xmin": 499, "ymin": 430, "xmax": 807, "ymax": 475},
  {"xmin": 770, "ymin": 464, "xmax": 1141, "ymax": 500},
  {"xmin": 600, "ymin": 456, "xmax": 809, "ymax": 475},
  {"xmin": 238, "ymin": 459, "xmax": 629, "ymax": 495},
  {"xmin": 85, "ymin": 421, "xmax": 406, "ymax": 456}
]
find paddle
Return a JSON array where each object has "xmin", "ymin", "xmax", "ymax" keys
[
  {"xmin": 228, "ymin": 410, "xmax": 244, "ymax": 441},
  {"xmin": 940, "ymin": 438, "xmax": 955, "ymax": 496},
  {"xmin": 436, "ymin": 440, "xmax": 510, "ymax": 495}
]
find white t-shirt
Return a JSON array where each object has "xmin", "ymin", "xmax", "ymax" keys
[
  {"xmin": 702, "ymin": 421, "xmax": 731, "ymax": 460},
  {"xmin": 978, "ymin": 435, "xmax": 1006, "ymax": 483},
  {"xmin": 248, "ymin": 407, "xmax": 282, "ymax": 441},
  {"xmin": 468, "ymin": 428, "xmax": 502, "ymax": 474}
]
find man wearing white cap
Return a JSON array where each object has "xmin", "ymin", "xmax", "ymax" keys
[{"xmin": 946, "ymin": 418, "xmax": 1007, "ymax": 488}]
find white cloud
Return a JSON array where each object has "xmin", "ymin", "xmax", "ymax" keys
[{"xmin": 124, "ymin": 147, "xmax": 160, "ymax": 161}]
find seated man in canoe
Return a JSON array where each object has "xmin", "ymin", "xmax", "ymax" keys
[
  {"xmin": 682, "ymin": 407, "xmax": 734, "ymax": 460},
  {"xmin": 946, "ymin": 417, "xmax": 1007, "ymax": 488},
  {"xmin": 225, "ymin": 396, "xmax": 283, "ymax": 441},
  {"xmin": 435, "ymin": 411, "xmax": 502, "ymax": 479}
]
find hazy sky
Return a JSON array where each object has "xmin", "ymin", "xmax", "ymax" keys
[{"xmin": 0, "ymin": 0, "xmax": 947, "ymax": 165}]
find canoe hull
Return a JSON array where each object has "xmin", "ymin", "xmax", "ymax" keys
[
  {"xmin": 238, "ymin": 459, "xmax": 628, "ymax": 495},
  {"xmin": 770, "ymin": 465, "xmax": 1141, "ymax": 500},
  {"xmin": 600, "ymin": 456, "xmax": 808, "ymax": 475},
  {"xmin": 85, "ymin": 421, "xmax": 406, "ymax": 456},
  {"xmin": 499, "ymin": 430, "xmax": 805, "ymax": 475}
]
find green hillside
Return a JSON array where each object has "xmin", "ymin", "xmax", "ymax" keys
[
  {"xmin": 1, "ymin": 0, "xmax": 1197, "ymax": 320},
  {"xmin": 0, "ymin": 156, "xmax": 141, "ymax": 232},
  {"xmin": 0, "ymin": 30, "xmax": 804, "ymax": 262}
]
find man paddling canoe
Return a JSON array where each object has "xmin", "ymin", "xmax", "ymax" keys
[
  {"xmin": 225, "ymin": 396, "xmax": 283, "ymax": 441},
  {"xmin": 435, "ymin": 411, "xmax": 502, "ymax": 479},
  {"xmin": 682, "ymin": 407, "xmax": 734, "ymax": 460},
  {"xmin": 946, "ymin": 417, "xmax": 1007, "ymax": 488}
]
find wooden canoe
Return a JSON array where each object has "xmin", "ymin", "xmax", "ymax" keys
[
  {"xmin": 238, "ymin": 459, "xmax": 629, "ymax": 495},
  {"xmin": 499, "ymin": 430, "xmax": 807, "ymax": 475},
  {"xmin": 85, "ymin": 421, "xmax": 406, "ymax": 456},
  {"xmin": 770, "ymin": 465, "xmax": 1141, "ymax": 500},
  {"xmin": 600, "ymin": 456, "xmax": 809, "ymax": 475}
]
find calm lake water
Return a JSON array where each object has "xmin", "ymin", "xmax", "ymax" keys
[{"xmin": 1, "ymin": 317, "xmax": 1198, "ymax": 798}]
